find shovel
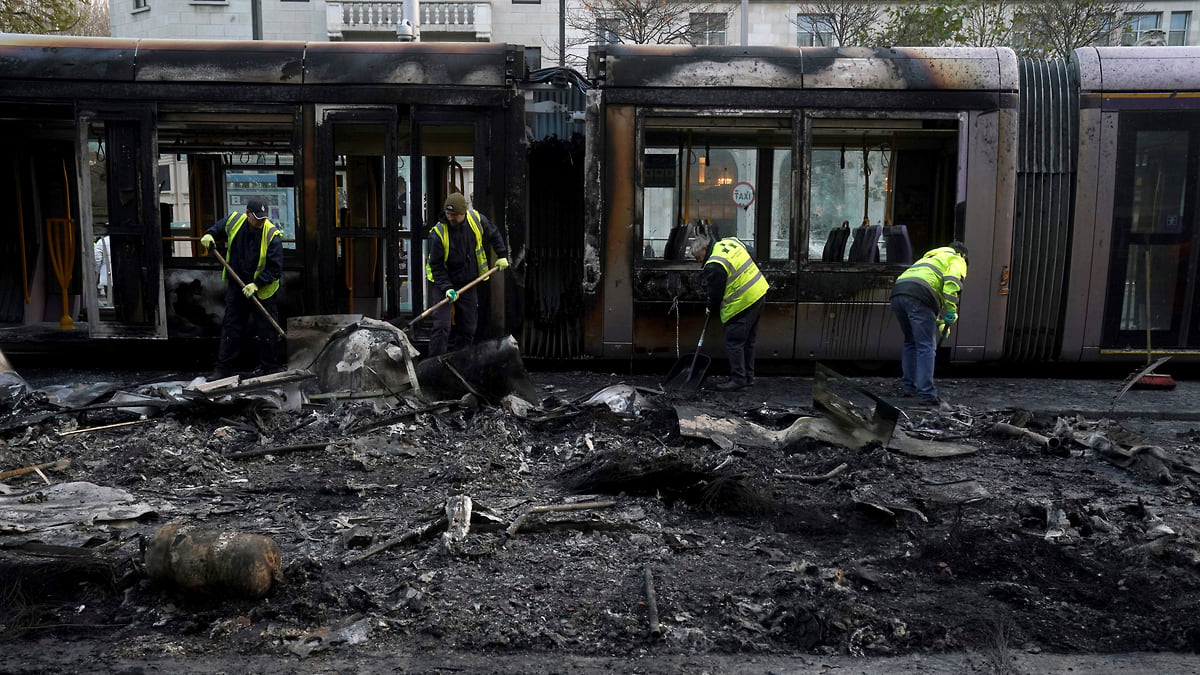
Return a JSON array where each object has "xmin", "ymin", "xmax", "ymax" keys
[
  {"xmin": 663, "ymin": 312, "xmax": 711, "ymax": 392},
  {"xmin": 405, "ymin": 265, "xmax": 500, "ymax": 330},
  {"xmin": 210, "ymin": 248, "xmax": 287, "ymax": 339}
]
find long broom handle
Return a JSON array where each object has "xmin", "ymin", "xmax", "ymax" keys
[
  {"xmin": 1145, "ymin": 248, "xmax": 1153, "ymax": 365},
  {"xmin": 406, "ymin": 266, "xmax": 499, "ymax": 329},
  {"xmin": 687, "ymin": 313, "xmax": 710, "ymax": 377},
  {"xmin": 210, "ymin": 247, "xmax": 287, "ymax": 339}
]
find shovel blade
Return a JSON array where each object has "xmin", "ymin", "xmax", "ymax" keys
[{"xmin": 663, "ymin": 353, "xmax": 711, "ymax": 391}]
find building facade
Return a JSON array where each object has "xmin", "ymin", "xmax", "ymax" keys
[{"xmin": 110, "ymin": 0, "xmax": 1198, "ymax": 58}]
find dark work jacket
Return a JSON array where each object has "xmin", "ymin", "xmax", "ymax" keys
[
  {"xmin": 700, "ymin": 262, "xmax": 727, "ymax": 315},
  {"xmin": 206, "ymin": 216, "xmax": 283, "ymax": 289},
  {"xmin": 426, "ymin": 212, "xmax": 508, "ymax": 293}
]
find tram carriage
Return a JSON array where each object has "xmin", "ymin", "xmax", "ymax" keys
[
  {"xmin": 579, "ymin": 44, "xmax": 1200, "ymax": 365},
  {"xmin": 0, "ymin": 35, "xmax": 527, "ymax": 352}
]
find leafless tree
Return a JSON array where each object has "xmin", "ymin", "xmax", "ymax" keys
[
  {"xmin": 64, "ymin": 0, "xmax": 110, "ymax": 37},
  {"xmin": 565, "ymin": 0, "xmax": 733, "ymax": 47},
  {"xmin": 959, "ymin": 0, "xmax": 1017, "ymax": 47},
  {"xmin": 0, "ymin": 0, "xmax": 86, "ymax": 34},
  {"xmin": 1015, "ymin": 0, "xmax": 1142, "ymax": 58},
  {"xmin": 794, "ymin": 0, "xmax": 881, "ymax": 47}
]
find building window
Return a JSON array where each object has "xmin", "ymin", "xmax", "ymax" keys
[
  {"xmin": 598, "ymin": 18, "xmax": 621, "ymax": 44},
  {"xmin": 689, "ymin": 13, "xmax": 726, "ymax": 46},
  {"xmin": 797, "ymin": 14, "xmax": 834, "ymax": 47},
  {"xmin": 133, "ymin": 0, "xmax": 147, "ymax": 8},
  {"xmin": 1123, "ymin": 12, "xmax": 1163, "ymax": 45},
  {"xmin": 513, "ymin": 0, "xmax": 540, "ymax": 5},
  {"xmin": 525, "ymin": 46, "xmax": 542, "ymax": 71},
  {"xmin": 1170, "ymin": 12, "xmax": 1190, "ymax": 45}
]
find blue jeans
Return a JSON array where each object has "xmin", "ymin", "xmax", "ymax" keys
[{"xmin": 890, "ymin": 294, "xmax": 937, "ymax": 400}]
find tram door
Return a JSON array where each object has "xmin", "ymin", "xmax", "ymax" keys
[
  {"xmin": 317, "ymin": 108, "xmax": 403, "ymax": 318},
  {"xmin": 76, "ymin": 107, "xmax": 168, "ymax": 338},
  {"xmin": 1104, "ymin": 112, "xmax": 1200, "ymax": 349},
  {"xmin": 411, "ymin": 117, "xmax": 483, "ymax": 320}
]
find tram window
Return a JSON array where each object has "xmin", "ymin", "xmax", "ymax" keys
[
  {"xmin": 808, "ymin": 145, "xmax": 889, "ymax": 261},
  {"xmin": 808, "ymin": 120, "xmax": 957, "ymax": 264},
  {"xmin": 157, "ymin": 115, "xmax": 297, "ymax": 260},
  {"xmin": 641, "ymin": 119, "xmax": 792, "ymax": 262}
]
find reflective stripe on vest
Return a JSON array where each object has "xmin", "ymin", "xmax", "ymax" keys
[
  {"xmin": 896, "ymin": 247, "xmax": 965, "ymax": 312},
  {"xmin": 226, "ymin": 212, "xmax": 281, "ymax": 300},
  {"xmin": 425, "ymin": 209, "xmax": 488, "ymax": 282},
  {"xmin": 706, "ymin": 237, "xmax": 769, "ymax": 323}
]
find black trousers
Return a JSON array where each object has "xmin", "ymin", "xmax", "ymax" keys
[
  {"xmin": 428, "ymin": 286, "xmax": 479, "ymax": 357},
  {"xmin": 723, "ymin": 298, "xmax": 764, "ymax": 385},
  {"xmin": 215, "ymin": 285, "xmax": 281, "ymax": 373}
]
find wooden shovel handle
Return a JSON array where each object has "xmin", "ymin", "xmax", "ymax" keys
[
  {"xmin": 406, "ymin": 266, "xmax": 500, "ymax": 329},
  {"xmin": 210, "ymin": 247, "xmax": 287, "ymax": 339}
]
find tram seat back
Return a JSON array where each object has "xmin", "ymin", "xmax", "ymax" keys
[
  {"xmin": 821, "ymin": 222, "xmax": 851, "ymax": 262},
  {"xmin": 848, "ymin": 225, "xmax": 881, "ymax": 263},
  {"xmin": 883, "ymin": 225, "xmax": 913, "ymax": 264}
]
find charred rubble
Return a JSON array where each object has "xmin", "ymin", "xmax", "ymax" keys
[{"xmin": 3, "ymin": 335, "xmax": 1200, "ymax": 664}]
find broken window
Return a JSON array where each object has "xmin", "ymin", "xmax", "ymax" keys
[
  {"xmin": 640, "ymin": 115, "xmax": 793, "ymax": 263},
  {"xmin": 156, "ymin": 114, "xmax": 298, "ymax": 262},
  {"xmin": 807, "ymin": 118, "xmax": 958, "ymax": 265}
]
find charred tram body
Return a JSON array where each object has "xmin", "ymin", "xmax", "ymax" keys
[
  {"xmin": 585, "ymin": 45, "xmax": 1200, "ymax": 365},
  {"xmin": 0, "ymin": 36, "xmax": 527, "ymax": 353},
  {"xmin": 1, "ymin": 37, "xmax": 1198, "ymax": 366}
]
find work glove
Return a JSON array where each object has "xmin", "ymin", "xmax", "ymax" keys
[
  {"xmin": 445, "ymin": 288, "xmax": 459, "ymax": 302},
  {"xmin": 200, "ymin": 234, "xmax": 215, "ymax": 250},
  {"xmin": 941, "ymin": 311, "xmax": 957, "ymax": 324},
  {"xmin": 938, "ymin": 321, "xmax": 951, "ymax": 341},
  {"xmin": 242, "ymin": 282, "xmax": 258, "ymax": 298},
  {"xmin": 495, "ymin": 257, "xmax": 510, "ymax": 271}
]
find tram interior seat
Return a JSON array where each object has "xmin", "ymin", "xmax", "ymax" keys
[
  {"xmin": 848, "ymin": 224, "xmax": 881, "ymax": 263},
  {"xmin": 665, "ymin": 222, "xmax": 714, "ymax": 262},
  {"xmin": 822, "ymin": 221, "xmax": 851, "ymax": 262},
  {"xmin": 883, "ymin": 225, "xmax": 913, "ymax": 264},
  {"xmin": 664, "ymin": 224, "xmax": 688, "ymax": 261}
]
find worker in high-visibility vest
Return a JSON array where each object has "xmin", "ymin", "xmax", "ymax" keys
[
  {"xmin": 425, "ymin": 192, "xmax": 509, "ymax": 356},
  {"xmin": 200, "ymin": 198, "xmax": 284, "ymax": 379},
  {"xmin": 690, "ymin": 232, "xmax": 770, "ymax": 392},
  {"xmin": 889, "ymin": 241, "xmax": 968, "ymax": 407}
]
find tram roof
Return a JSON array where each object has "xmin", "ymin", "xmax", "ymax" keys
[
  {"xmin": 0, "ymin": 35, "xmax": 521, "ymax": 87},
  {"xmin": 1076, "ymin": 46, "xmax": 1200, "ymax": 93},
  {"xmin": 587, "ymin": 45, "xmax": 1019, "ymax": 92}
]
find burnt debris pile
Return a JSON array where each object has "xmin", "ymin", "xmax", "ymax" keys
[{"xmin": 3, "ymin": 361, "xmax": 1200, "ymax": 665}]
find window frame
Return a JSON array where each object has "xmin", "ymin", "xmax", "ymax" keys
[
  {"xmin": 801, "ymin": 110, "xmax": 964, "ymax": 268},
  {"xmin": 689, "ymin": 13, "xmax": 727, "ymax": 46},
  {"xmin": 1170, "ymin": 11, "xmax": 1190, "ymax": 46},
  {"xmin": 598, "ymin": 18, "xmax": 621, "ymax": 44},
  {"xmin": 796, "ymin": 13, "xmax": 834, "ymax": 47},
  {"xmin": 1123, "ymin": 12, "xmax": 1163, "ymax": 45},
  {"xmin": 635, "ymin": 108, "xmax": 797, "ymax": 267}
]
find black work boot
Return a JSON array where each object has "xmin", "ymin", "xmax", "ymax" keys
[{"xmin": 713, "ymin": 378, "xmax": 748, "ymax": 392}]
